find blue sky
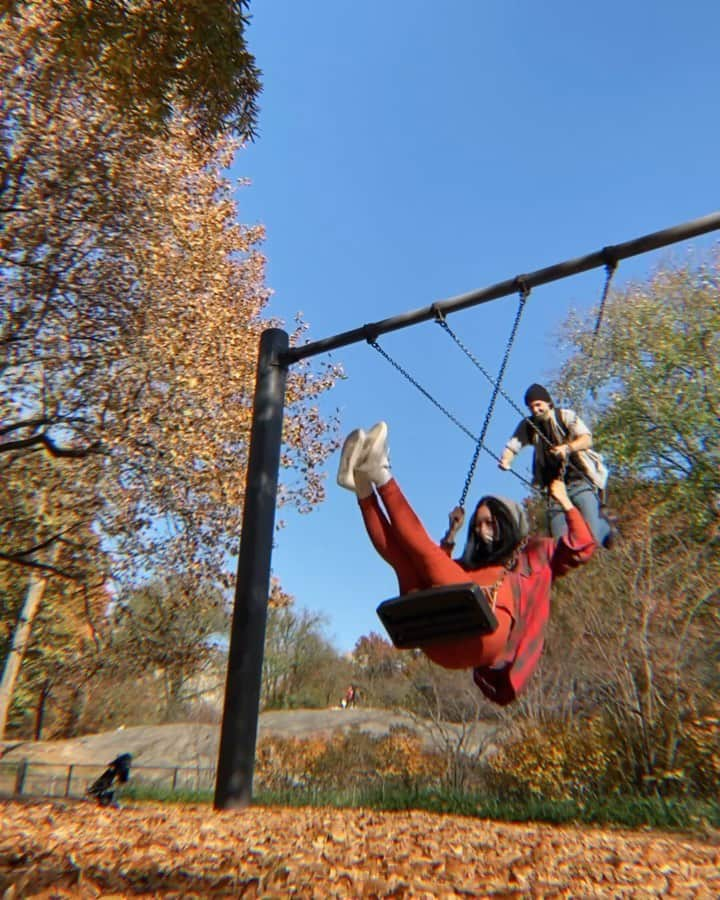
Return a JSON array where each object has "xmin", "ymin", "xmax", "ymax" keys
[{"xmin": 231, "ymin": 1, "xmax": 720, "ymax": 653}]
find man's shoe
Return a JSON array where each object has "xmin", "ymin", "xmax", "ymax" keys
[
  {"xmin": 599, "ymin": 503, "xmax": 619, "ymax": 549},
  {"xmin": 357, "ymin": 421, "xmax": 391, "ymax": 485},
  {"xmin": 337, "ymin": 428, "xmax": 366, "ymax": 491},
  {"xmin": 602, "ymin": 526, "xmax": 618, "ymax": 550}
]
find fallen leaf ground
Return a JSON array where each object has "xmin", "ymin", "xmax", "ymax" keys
[{"xmin": 1, "ymin": 799, "xmax": 718, "ymax": 898}]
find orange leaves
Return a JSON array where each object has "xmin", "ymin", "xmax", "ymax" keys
[
  {"xmin": 375, "ymin": 728, "xmax": 443, "ymax": 784},
  {"xmin": 2, "ymin": 799, "xmax": 720, "ymax": 898},
  {"xmin": 1, "ymin": 6, "xmax": 338, "ymax": 741},
  {"xmin": 679, "ymin": 711, "xmax": 720, "ymax": 795},
  {"xmin": 2, "ymin": 6, "xmax": 340, "ymax": 585},
  {"xmin": 268, "ymin": 578, "xmax": 293, "ymax": 610},
  {"xmin": 484, "ymin": 719, "xmax": 622, "ymax": 801},
  {"xmin": 3, "ymin": 1, "xmax": 262, "ymax": 141},
  {"xmin": 112, "ymin": 120, "xmax": 341, "ymax": 549},
  {"xmin": 254, "ymin": 735, "xmax": 328, "ymax": 792},
  {"xmin": 253, "ymin": 729, "xmax": 444, "ymax": 795}
]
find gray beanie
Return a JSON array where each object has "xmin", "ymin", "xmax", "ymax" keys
[{"xmin": 488, "ymin": 495, "xmax": 529, "ymax": 540}]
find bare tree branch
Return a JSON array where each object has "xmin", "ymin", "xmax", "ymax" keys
[{"xmin": 0, "ymin": 432, "xmax": 102, "ymax": 458}]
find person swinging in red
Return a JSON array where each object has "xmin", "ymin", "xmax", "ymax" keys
[{"xmin": 337, "ymin": 422, "xmax": 596, "ymax": 706}]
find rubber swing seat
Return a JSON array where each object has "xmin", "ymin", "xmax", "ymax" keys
[{"xmin": 377, "ymin": 582, "xmax": 498, "ymax": 650}]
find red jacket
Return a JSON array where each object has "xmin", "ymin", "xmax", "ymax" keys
[{"xmin": 472, "ymin": 509, "xmax": 595, "ymax": 705}]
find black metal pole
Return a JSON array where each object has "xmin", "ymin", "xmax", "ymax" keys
[
  {"xmin": 281, "ymin": 210, "xmax": 720, "ymax": 364},
  {"xmin": 214, "ymin": 328, "xmax": 289, "ymax": 810}
]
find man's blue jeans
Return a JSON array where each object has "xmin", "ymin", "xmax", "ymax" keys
[{"xmin": 547, "ymin": 481, "xmax": 610, "ymax": 547}]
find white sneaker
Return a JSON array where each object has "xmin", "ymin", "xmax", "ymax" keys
[
  {"xmin": 337, "ymin": 428, "xmax": 366, "ymax": 491},
  {"xmin": 357, "ymin": 421, "xmax": 391, "ymax": 485}
]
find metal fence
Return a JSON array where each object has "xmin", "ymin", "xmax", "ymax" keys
[{"xmin": 0, "ymin": 759, "xmax": 216, "ymax": 800}]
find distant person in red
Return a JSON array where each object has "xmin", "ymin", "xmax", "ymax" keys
[
  {"xmin": 337, "ymin": 422, "xmax": 595, "ymax": 706},
  {"xmin": 343, "ymin": 684, "xmax": 357, "ymax": 709}
]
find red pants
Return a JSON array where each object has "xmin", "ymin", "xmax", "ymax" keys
[{"xmin": 360, "ymin": 479, "xmax": 513, "ymax": 669}]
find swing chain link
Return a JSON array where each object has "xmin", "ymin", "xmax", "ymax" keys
[
  {"xmin": 593, "ymin": 255, "xmax": 618, "ymax": 339},
  {"xmin": 581, "ymin": 255, "xmax": 619, "ymax": 411},
  {"xmin": 436, "ymin": 308, "xmax": 581, "ymax": 486},
  {"xmin": 366, "ymin": 261, "xmax": 618, "ymax": 509},
  {"xmin": 456, "ymin": 283, "xmax": 531, "ymax": 508},
  {"xmin": 368, "ymin": 337, "xmax": 536, "ymax": 493},
  {"xmin": 433, "ymin": 311, "xmax": 528, "ymax": 421},
  {"xmin": 367, "ymin": 339, "xmax": 477, "ymax": 442}
]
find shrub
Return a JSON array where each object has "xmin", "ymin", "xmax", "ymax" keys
[
  {"xmin": 670, "ymin": 713, "xmax": 720, "ymax": 797},
  {"xmin": 253, "ymin": 727, "xmax": 444, "ymax": 796},
  {"xmin": 482, "ymin": 718, "xmax": 623, "ymax": 802},
  {"xmin": 254, "ymin": 735, "xmax": 327, "ymax": 791},
  {"xmin": 375, "ymin": 726, "xmax": 444, "ymax": 788}
]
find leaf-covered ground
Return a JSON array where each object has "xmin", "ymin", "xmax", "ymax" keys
[{"xmin": 1, "ymin": 799, "xmax": 718, "ymax": 898}]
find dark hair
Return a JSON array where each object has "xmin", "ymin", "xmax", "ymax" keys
[{"xmin": 458, "ymin": 496, "xmax": 524, "ymax": 569}]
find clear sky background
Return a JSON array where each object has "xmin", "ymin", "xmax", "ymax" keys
[{"xmin": 231, "ymin": 0, "xmax": 720, "ymax": 653}]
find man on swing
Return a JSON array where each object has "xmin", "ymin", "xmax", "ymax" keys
[
  {"xmin": 498, "ymin": 383, "xmax": 614, "ymax": 548},
  {"xmin": 337, "ymin": 422, "xmax": 595, "ymax": 706}
]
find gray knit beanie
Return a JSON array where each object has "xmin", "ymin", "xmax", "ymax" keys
[{"xmin": 490, "ymin": 495, "xmax": 529, "ymax": 541}]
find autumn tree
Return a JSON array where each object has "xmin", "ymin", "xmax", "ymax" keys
[
  {"xmin": 261, "ymin": 603, "xmax": 347, "ymax": 710},
  {"xmin": 1, "ymin": 1, "xmax": 262, "ymax": 140},
  {"xmin": 0, "ymin": 451, "xmax": 108, "ymax": 736},
  {"xmin": 352, "ymin": 632, "xmax": 400, "ymax": 683},
  {"xmin": 8, "ymin": 572, "xmax": 108, "ymax": 740},
  {"xmin": 556, "ymin": 254, "xmax": 720, "ymax": 529},
  {"xmin": 106, "ymin": 576, "xmax": 228, "ymax": 720},
  {"xmin": 530, "ymin": 256, "xmax": 720, "ymax": 793},
  {"xmin": 1, "ymin": 6, "xmax": 340, "ymax": 737},
  {"xmin": 535, "ymin": 480, "xmax": 718, "ymax": 794},
  {"xmin": 1, "ymin": 34, "xmax": 339, "ymax": 563},
  {"xmin": 351, "ymin": 632, "xmax": 408, "ymax": 708}
]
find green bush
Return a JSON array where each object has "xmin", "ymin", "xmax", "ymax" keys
[{"xmin": 121, "ymin": 777, "xmax": 719, "ymax": 833}]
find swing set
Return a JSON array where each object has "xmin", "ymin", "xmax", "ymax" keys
[
  {"xmin": 214, "ymin": 211, "xmax": 720, "ymax": 809},
  {"xmin": 375, "ymin": 259, "xmax": 617, "ymax": 651}
]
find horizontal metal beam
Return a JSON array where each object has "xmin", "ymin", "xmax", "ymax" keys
[{"xmin": 281, "ymin": 211, "xmax": 720, "ymax": 365}]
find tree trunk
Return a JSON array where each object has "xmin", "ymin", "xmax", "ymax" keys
[
  {"xmin": 34, "ymin": 678, "xmax": 53, "ymax": 741},
  {"xmin": 61, "ymin": 682, "xmax": 87, "ymax": 738},
  {"xmin": 0, "ymin": 570, "xmax": 50, "ymax": 738}
]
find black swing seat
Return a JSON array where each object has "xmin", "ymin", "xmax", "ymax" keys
[{"xmin": 377, "ymin": 582, "xmax": 498, "ymax": 650}]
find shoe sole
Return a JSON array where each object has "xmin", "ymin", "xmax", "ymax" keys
[
  {"xmin": 337, "ymin": 429, "xmax": 366, "ymax": 489},
  {"xmin": 361, "ymin": 421, "xmax": 388, "ymax": 465}
]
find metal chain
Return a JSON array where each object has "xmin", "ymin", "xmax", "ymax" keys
[
  {"xmin": 437, "ymin": 312, "xmax": 589, "ymax": 487},
  {"xmin": 366, "ymin": 263, "xmax": 619, "ymax": 507},
  {"xmin": 437, "ymin": 281, "xmax": 609, "ymax": 492},
  {"xmin": 368, "ymin": 340, "xmax": 476, "ymax": 441},
  {"xmin": 367, "ymin": 338, "xmax": 536, "ymax": 493},
  {"xmin": 581, "ymin": 258, "xmax": 618, "ymax": 403},
  {"xmin": 455, "ymin": 285, "xmax": 530, "ymax": 508},
  {"xmin": 434, "ymin": 312, "xmax": 528, "ymax": 420},
  {"xmin": 436, "ymin": 308, "xmax": 571, "ymax": 480},
  {"xmin": 561, "ymin": 258, "xmax": 619, "ymax": 496},
  {"xmin": 592, "ymin": 258, "xmax": 618, "ymax": 341}
]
